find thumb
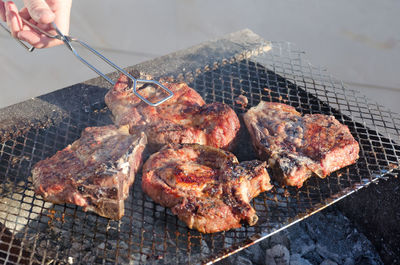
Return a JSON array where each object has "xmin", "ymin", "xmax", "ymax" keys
[{"xmin": 22, "ymin": 0, "xmax": 55, "ymax": 24}]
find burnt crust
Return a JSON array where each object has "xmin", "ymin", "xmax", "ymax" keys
[
  {"xmin": 32, "ymin": 125, "xmax": 147, "ymax": 220},
  {"xmin": 243, "ymin": 101, "xmax": 359, "ymax": 188},
  {"xmin": 142, "ymin": 143, "xmax": 272, "ymax": 233},
  {"xmin": 105, "ymin": 74, "xmax": 240, "ymax": 150}
]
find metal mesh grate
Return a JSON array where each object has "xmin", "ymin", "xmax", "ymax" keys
[{"xmin": 0, "ymin": 41, "xmax": 399, "ymax": 264}]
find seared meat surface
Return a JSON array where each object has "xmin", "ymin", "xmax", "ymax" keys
[
  {"xmin": 142, "ymin": 144, "xmax": 272, "ymax": 233},
  {"xmin": 243, "ymin": 102, "xmax": 359, "ymax": 188},
  {"xmin": 105, "ymin": 74, "xmax": 240, "ymax": 150},
  {"xmin": 32, "ymin": 125, "xmax": 147, "ymax": 220}
]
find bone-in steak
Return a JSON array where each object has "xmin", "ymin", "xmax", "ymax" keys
[
  {"xmin": 142, "ymin": 143, "xmax": 272, "ymax": 233},
  {"xmin": 105, "ymin": 74, "xmax": 240, "ymax": 150},
  {"xmin": 243, "ymin": 101, "xmax": 359, "ymax": 188},
  {"xmin": 32, "ymin": 125, "xmax": 147, "ymax": 219}
]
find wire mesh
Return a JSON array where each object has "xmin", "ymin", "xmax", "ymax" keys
[{"xmin": 0, "ymin": 41, "xmax": 399, "ymax": 264}]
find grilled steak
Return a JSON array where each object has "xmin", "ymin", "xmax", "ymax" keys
[
  {"xmin": 32, "ymin": 125, "xmax": 147, "ymax": 220},
  {"xmin": 243, "ymin": 101, "xmax": 359, "ymax": 188},
  {"xmin": 105, "ymin": 74, "xmax": 240, "ymax": 150},
  {"xmin": 142, "ymin": 143, "xmax": 272, "ymax": 233}
]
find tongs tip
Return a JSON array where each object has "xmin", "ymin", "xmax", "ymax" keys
[{"xmin": 130, "ymin": 78, "xmax": 174, "ymax": 107}]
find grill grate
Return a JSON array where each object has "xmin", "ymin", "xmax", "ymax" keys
[{"xmin": 0, "ymin": 41, "xmax": 399, "ymax": 264}]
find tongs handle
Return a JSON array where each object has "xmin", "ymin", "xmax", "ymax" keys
[
  {"xmin": 0, "ymin": 22, "xmax": 34, "ymax": 52},
  {"xmin": 1, "ymin": 19, "xmax": 174, "ymax": 107}
]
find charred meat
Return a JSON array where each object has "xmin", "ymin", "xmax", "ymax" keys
[
  {"xmin": 243, "ymin": 101, "xmax": 359, "ymax": 188},
  {"xmin": 32, "ymin": 125, "xmax": 147, "ymax": 220},
  {"xmin": 105, "ymin": 74, "xmax": 240, "ymax": 150},
  {"xmin": 142, "ymin": 143, "xmax": 272, "ymax": 233}
]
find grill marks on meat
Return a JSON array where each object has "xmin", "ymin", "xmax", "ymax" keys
[
  {"xmin": 244, "ymin": 102, "xmax": 359, "ymax": 188},
  {"xmin": 105, "ymin": 74, "xmax": 240, "ymax": 150},
  {"xmin": 32, "ymin": 125, "xmax": 147, "ymax": 220},
  {"xmin": 142, "ymin": 144, "xmax": 272, "ymax": 233}
]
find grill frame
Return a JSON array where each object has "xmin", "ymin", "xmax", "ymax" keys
[{"xmin": 0, "ymin": 30, "xmax": 399, "ymax": 264}]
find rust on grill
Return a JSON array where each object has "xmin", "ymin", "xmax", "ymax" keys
[{"xmin": 0, "ymin": 30, "xmax": 399, "ymax": 264}]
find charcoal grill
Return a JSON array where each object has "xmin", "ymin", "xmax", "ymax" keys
[{"xmin": 0, "ymin": 29, "xmax": 399, "ymax": 264}]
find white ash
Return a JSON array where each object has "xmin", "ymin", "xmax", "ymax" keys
[
  {"xmin": 265, "ymin": 244, "xmax": 290, "ymax": 265},
  {"xmin": 217, "ymin": 208, "xmax": 383, "ymax": 265}
]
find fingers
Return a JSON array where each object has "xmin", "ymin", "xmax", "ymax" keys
[
  {"xmin": 17, "ymin": 2, "xmax": 62, "ymax": 48},
  {"xmin": 0, "ymin": 1, "xmax": 6, "ymax": 22},
  {"xmin": 17, "ymin": 29, "xmax": 57, "ymax": 48},
  {"xmin": 5, "ymin": 1, "xmax": 23, "ymax": 37},
  {"xmin": 4, "ymin": 0, "xmax": 72, "ymax": 49},
  {"xmin": 51, "ymin": 0, "xmax": 72, "ymax": 35},
  {"xmin": 19, "ymin": 7, "xmax": 30, "ymax": 20},
  {"xmin": 25, "ymin": 0, "xmax": 72, "ymax": 48},
  {"xmin": 22, "ymin": 0, "xmax": 54, "ymax": 24},
  {"xmin": 17, "ymin": 29, "xmax": 41, "ymax": 45},
  {"xmin": 20, "ymin": 7, "xmax": 53, "ymax": 32},
  {"xmin": 17, "ymin": 23, "xmax": 63, "ymax": 48}
]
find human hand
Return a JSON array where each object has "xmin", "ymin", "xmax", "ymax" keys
[{"xmin": 0, "ymin": 0, "xmax": 72, "ymax": 48}]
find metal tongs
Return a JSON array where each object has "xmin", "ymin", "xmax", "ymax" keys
[{"xmin": 1, "ymin": 19, "xmax": 173, "ymax": 106}]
